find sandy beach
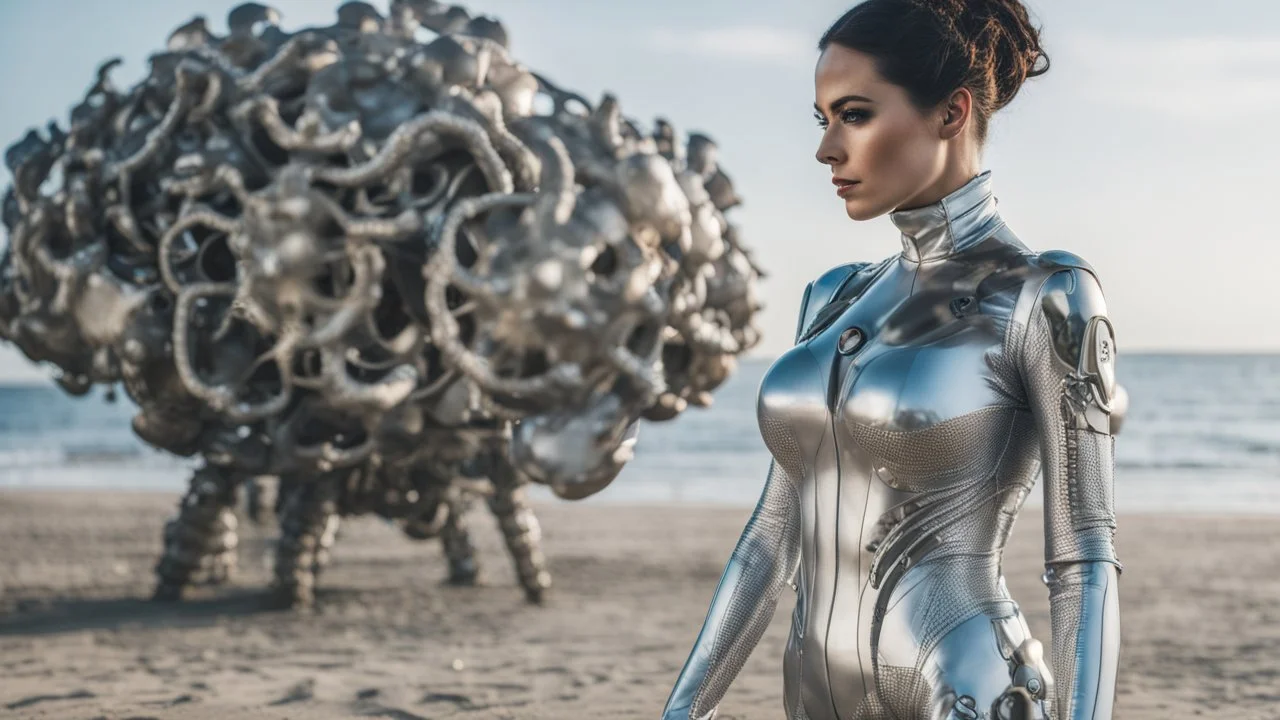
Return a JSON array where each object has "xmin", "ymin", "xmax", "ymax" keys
[{"xmin": 0, "ymin": 490, "xmax": 1277, "ymax": 720}]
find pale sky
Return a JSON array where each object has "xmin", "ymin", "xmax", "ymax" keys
[{"xmin": 0, "ymin": 0, "xmax": 1277, "ymax": 382}]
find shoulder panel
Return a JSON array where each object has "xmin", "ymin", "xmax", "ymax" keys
[
  {"xmin": 794, "ymin": 263, "xmax": 864, "ymax": 344},
  {"xmin": 1035, "ymin": 249, "xmax": 1097, "ymax": 279}
]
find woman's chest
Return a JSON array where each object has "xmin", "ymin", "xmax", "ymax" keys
[{"xmin": 757, "ymin": 260, "xmax": 1026, "ymax": 482}]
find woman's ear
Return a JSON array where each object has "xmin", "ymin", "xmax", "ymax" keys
[{"xmin": 939, "ymin": 87, "xmax": 972, "ymax": 140}]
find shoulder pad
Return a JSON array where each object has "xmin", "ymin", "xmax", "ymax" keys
[
  {"xmin": 1034, "ymin": 263, "xmax": 1110, "ymax": 378},
  {"xmin": 795, "ymin": 262, "xmax": 867, "ymax": 343},
  {"xmin": 1035, "ymin": 249, "xmax": 1096, "ymax": 278}
]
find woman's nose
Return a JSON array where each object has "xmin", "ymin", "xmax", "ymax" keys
[{"xmin": 815, "ymin": 132, "xmax": 843, "ymax": 166}]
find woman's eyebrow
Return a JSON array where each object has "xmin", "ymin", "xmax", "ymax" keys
[{"xmin": 813, "ymin": 94, "xmax": 876, "ymax": 114}]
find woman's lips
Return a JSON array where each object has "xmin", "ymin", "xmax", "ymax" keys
[{"xmin": 833, "ymin": 178, "xmax": 860, "ymax": 198}]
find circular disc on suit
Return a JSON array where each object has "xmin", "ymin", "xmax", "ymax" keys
[{"xmin": 838, "ymin": 326, "xmax": 864, "ymax": 355}]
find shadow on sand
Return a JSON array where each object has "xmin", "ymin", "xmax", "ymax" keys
[{"xmin": 0, "ymin": 589, "xmax": 292, "ymax": 636}]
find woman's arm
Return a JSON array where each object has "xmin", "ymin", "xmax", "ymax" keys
[
  {"xmin": 661, "ymin": 458, "xmax": 802, "ymax": 720},
  {"xmin": 1018, "ymin": 263, "xmax": 1122, "ymax": 720},
  {"xmin": 662, "ymin": 262, "xmax": 860, "ymax": 719}
]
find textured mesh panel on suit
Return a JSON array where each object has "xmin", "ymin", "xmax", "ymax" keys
[
  {"xmin": 792, "ymin": 694, "xmax": 811, "ymax": 720},
  {"xmin": 1020, "ymin": 308, "xmax": 1117, "ymax": 565},
  {"xmin": 689, "ymin": 458, "xmax": 803, "ymax": 717},
  {"xmin": 993, "ymin": 416, "xmax": 1040, "ymax": 496},
  {"xmin": 864, "ymin": 420, "xmax": 1035, "ymax": 594},
  {"xmin": 761, "ymin": 412, "xmax": 807, "ymax": 480},
  {"xmin": 1020, "ymin": 306, "xmax": 1071, "ymax": 558},
  {"xmin": 904, "ymin": 555, "xmax": 1011, "ymax": 663},
  {"xmin": 869, "ymin": 479, "xmax": 997, "ymax": 583},
  {"xmin": 1048, "ymin": 564, "xmax": 1088, "ymax": 720},
  {"xmin": 852, "ymin": 663, "xmax": 933, "ymax": 720},
  {"xmin": 992, "ymin": 282, "xmax": 1032, "ymax": 409},
  {"xmin": 845, "ymin": 406, "xmax": 1017, "ymax": 492},
  {"xmin": 1066, "ymin": 427, "xmax": 1117, "ymax": 532}
]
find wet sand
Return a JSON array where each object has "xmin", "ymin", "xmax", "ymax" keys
[{"xmin": 0, "ymin": 489, "xmax": 1277, "ymax": 719}]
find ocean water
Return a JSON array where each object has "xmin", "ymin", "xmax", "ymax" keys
[{"xmin": 2, "ymin": 354, "xmax": 1280, "ymax": 514}]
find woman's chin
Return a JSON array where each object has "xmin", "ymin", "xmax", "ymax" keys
[{"xmin": 843, "ymin": 198, "xmax": 881, "ymax": 222}]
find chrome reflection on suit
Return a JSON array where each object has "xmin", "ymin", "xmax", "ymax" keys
[{"xmin": 662, "ymin": 171, "xmax": 1122, "ymax": 720}]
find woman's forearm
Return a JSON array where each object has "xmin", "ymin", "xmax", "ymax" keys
[
  {"xmin": 1046, "ymin": 561, "xmax": 1121, "ymax": 720},
  {"xmin": 661, "ymin": 460, "xmax": 801, "ymax": 720}
]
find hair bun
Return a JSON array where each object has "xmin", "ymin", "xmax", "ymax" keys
[{"xmin": 918, "ymin": 0, "xmax": 1049, "ymax": 110}]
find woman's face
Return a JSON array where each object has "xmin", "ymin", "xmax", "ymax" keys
[{"xmin": 813, "ymin": 44, "xmax": 949, "ymax": 221}]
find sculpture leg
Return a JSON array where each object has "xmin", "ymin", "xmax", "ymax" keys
[
  {"xmin": 245, "ymin": 475, "xmax": 278, "ymax": 525},
  {"xmin": 439, "ymin": 488, "xmax": 480, "ymax": 585},
  {"xmin": 271, "ymin": 476, "xmax": 340, "ymax": 609},
  {"xmin": 487, "ymin": 457, "xmax": 552, "ymax": 604},
  {"xmin": 153, "ymin": 465, "xmax": 240, "ymax": 601},
  {"xmin": 203, "ymin": 507, "xmax": 239, "ymax": 586}
]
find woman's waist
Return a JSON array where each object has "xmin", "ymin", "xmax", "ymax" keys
[
  {"xmin": 793, "ymin": 549, "xmax": 1013, "ymax": 640},
  {"xmin": 791, "ymin": 555, "xmax": 1018, "ymax": 682},
  {"xmin": 800, "ymin": 502, "xmax": 1017, "ymax": 588},
  {"xmin": 797, "ymin": 546, "xmax": 1008, "ymax": 597}
]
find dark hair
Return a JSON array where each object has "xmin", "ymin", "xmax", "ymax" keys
[{"xmin": 818, "ymin": 0, "xmax": 1050, "ymax": 144}]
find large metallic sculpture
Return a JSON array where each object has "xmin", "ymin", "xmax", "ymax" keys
[{"xmin": 0, "ymin": 0, "xmax": 762, "ymax": 607}]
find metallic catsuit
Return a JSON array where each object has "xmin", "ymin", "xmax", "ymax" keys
[{"xmin": 661, "ymin": 171, "xmax": 1122, "ymax": 720}]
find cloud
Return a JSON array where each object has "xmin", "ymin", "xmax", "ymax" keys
[
  {"xmin": 646, "ymin": 26, "xmax": 814, "ymax": 67},
  {"xmin": 1058, "ymin": 34, "xmax": 1280, "ymax": 121}
]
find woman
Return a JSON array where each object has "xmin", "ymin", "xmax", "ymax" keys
[{"xmin": 660, "ymin": 1, "xmax": 1121, "ymax": 719}]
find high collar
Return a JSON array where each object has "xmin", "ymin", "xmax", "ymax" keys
[{"xmin": 889, "ymin": 170, "xmax": 1004, "ymax": 263}]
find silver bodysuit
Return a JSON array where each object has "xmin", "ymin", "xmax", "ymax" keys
[{"xmin": 661, "ymin": 171, "xmax": 1122, "ymax": 720}]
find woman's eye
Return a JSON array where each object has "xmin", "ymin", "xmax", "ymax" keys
[
  {"xmin": 840, "ymin": 109, "xmax": 870, "ymax": 124},
  {"xmin": 815, "ymin": 108, "xmax": 870, "ymax": 128}
]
